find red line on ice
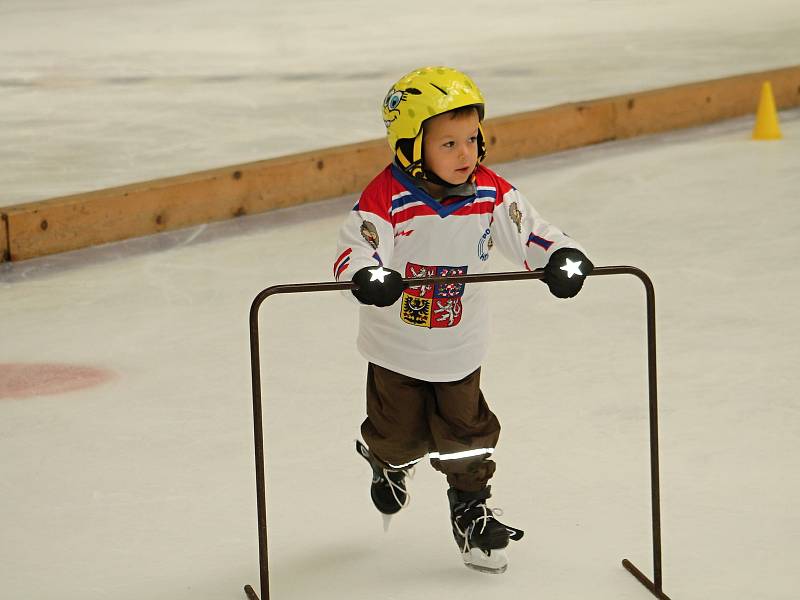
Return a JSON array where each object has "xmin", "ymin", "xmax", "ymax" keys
[{"xmin": 0, "ymin": 363, "xmax": 116, "ymax": 400}]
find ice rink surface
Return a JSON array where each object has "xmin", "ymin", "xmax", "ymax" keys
[
  {"xmin": 1, "ymin": 0, "xmax": 799, "ymax": 204},
  {"xmin": 2, "ymin": 1, "xmax": 800, "ymax": 599}
]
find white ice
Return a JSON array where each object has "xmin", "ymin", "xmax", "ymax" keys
[
  {"xmin": 1, "ymin": 0, "xmax": 799, "ymax": 204},
  {"xmin": 1, "ymin": 2, "xmax": 800, "ymax": 600}
]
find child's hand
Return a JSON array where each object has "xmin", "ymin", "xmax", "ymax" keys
[
  {"xmin": 351, "ymin": 266, "xmax": 406, "ymax": 307},
  {"xmin": 542, "ymin": 248, "xmax": 594, "ymax": 299}
]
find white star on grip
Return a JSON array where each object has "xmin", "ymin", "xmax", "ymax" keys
[
  {"xmin": 369, "ymin": 266, "xmax": 391, "ymax": 283},
  {"xmin": 560, "ymin": 258, "xmax": 583, "ymax": 278}
]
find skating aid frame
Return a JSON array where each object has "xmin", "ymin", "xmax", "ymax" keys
[{"xmin": 243, "ymin": 267, "xmax": 673, "ymax": 600}]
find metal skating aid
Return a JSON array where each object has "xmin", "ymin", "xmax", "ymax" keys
[{"xmin": 243, "ymin": 266, "xmax": 673, "ymax": 600}]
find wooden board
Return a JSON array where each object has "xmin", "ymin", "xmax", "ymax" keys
[
  {"xmin": 4, "ymin": 65, "xmax": 800, "ymax": 262},
  {"xmin": 0, "ymin": 213, "xmax": 8, "ymax": 263},
  {"xmin": 483, "ymin": 100, "xmax": 617, "ymax": 164},
  {"xmin": 4, "ymin": 139, "xmax": 391, "ymax": 261},
  {"xmin": 610, "ymin": 65, "xmax": 800, "ymax": 139}
]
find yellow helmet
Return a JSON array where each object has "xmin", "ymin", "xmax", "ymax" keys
[{"xmin": 382, "ymin": 66, "xmax": 486, "ymax": 180}]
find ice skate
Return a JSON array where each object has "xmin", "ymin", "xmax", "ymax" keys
[
  {"xmin": 448, "ymin": 486, "xmax": 524, "ymax": 574},
  {"xmin": 356, "ymin": 440, "xmax": 413, "ymax": 528}
]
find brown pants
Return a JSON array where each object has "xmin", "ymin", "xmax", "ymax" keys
[{"xmin": 361, "ymin": 363, "xmax": 501, "ymax": 492}]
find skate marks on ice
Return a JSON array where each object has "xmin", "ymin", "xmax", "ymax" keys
[{"xmin": 0, "ymin": 69, "xmax": 390, "ymax": 90}]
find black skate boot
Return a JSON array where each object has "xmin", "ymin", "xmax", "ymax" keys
[
  {"xmin": 448, "ymin": 486, "xmax": 524, "ymax": 574},
  {"xmin": 356, "ymin": 440, "xmax": 413, "ymax": 521}
]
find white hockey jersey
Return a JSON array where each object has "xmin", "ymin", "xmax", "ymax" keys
[{"xmin": 334, "ymin": 163, "xmax": 585, "ymax": 382}]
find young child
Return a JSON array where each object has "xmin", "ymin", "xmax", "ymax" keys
[{"xmin": 334, "ymin": 66, "xmax": 593, "ymax": 574}]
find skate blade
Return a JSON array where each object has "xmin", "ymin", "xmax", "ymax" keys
[
  {"xmin": 382, "ymin": 513, "xmax": 392, "ymax": 532},
  {"xmin": 461, "ymin": 548, "xmax": 508, "ymax": 574}
]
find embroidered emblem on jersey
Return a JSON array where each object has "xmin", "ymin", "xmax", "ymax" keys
[
  {"xmin": 401, "ymin": 295, "xmax": 432, "ymax": 327},
  {"xmin": 478, "ymin": 228, "xmax": 492, "ymax": 261},
  {"xmin": 509, "ymin": 202, "xmax": 523, "ymax": 233},
  {"xmin": 401, "ymin": 263, "xmax": 467, "ymax": 328},
  {"xmin": 360, "ymin": 220, "xmax": 379, "ymax": 249}
]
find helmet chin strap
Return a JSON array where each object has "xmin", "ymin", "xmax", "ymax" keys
[
  {"xmin": 420, "ymin": 168, "xmax": 465, "ymax": 189},
  {"xmin": 396, "ymin": 155, "xmax": 471, "ymax": 190}
]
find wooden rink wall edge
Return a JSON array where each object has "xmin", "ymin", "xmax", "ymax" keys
[
  {"xmin": 2, "ymin": 65, "xmax": 799, "ymax": 263},
  {"xmin": 1, "ymin": 214, "xmax": 8, "ymax": 262}
]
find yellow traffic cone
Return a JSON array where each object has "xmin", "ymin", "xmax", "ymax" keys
[{"xmin": 752, "ymin": 81, "xmax": 782, "ymax": 140}]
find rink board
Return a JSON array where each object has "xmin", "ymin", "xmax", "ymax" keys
[
  {"xmin": 2, "ymin": 65, "xmax": 799, "ymax": 262},
  {"xmin": 1, "ymin": 214, "xmax": 8, "ymax": 262}
]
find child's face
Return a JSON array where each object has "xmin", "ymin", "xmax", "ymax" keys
[{"xmin": 422, "ymin": 110, "xmax": 480, "ymax": 186}]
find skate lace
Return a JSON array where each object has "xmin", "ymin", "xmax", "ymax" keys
[
  {"xmin": 455, "ymin": 503, "xmax": 504, "ymax": 553},
  {"xmin": 382, "ymin": 466, "xmax": 415, "ymax": 509}
]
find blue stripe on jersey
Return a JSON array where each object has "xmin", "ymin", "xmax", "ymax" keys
[
  {"xmin": 336, "ymin": 257, "xmax": 350, "ymax": 277},
  {"xmin": 390, "ymin": 164, "xmax": 481, "ymax": 218},
  {"xmin": 527, "ymin": 233, "xmax": 554, "ymax": 250},
  {"xmin": 391, "ymin": 192, "xmax": 418, "ymax": 212}
]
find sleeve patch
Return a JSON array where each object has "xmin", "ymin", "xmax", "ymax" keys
[
  {"xmin": 509, "ymin": 202, "xmax": 523, "ymax": 233},
  {"xmin": 360, "ymin": 220, "xmax": 379, "ymax": 249},
  {"xmin": 526, "ymin": 233, "xmax": 554, "ymax": 250}
]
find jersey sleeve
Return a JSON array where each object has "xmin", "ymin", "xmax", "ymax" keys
[
  {"xmin": 489, "ymin": 175, "xmax": 586, "ymax": 271},
  {"xmin": 333, "ymin": 171, "xmax": 395, "ymax": 284}
]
